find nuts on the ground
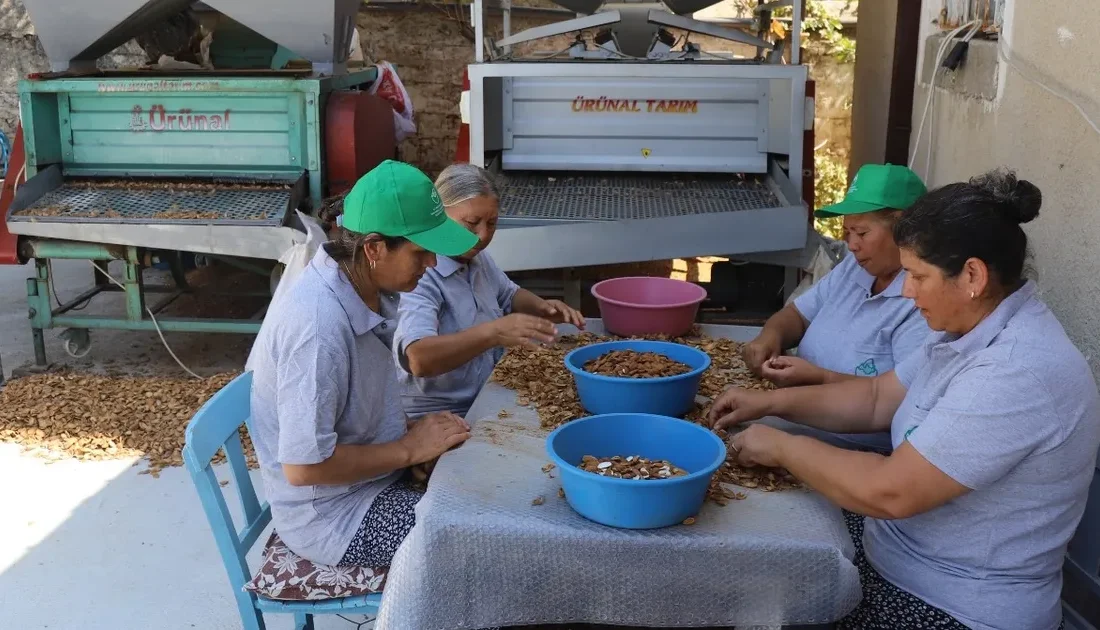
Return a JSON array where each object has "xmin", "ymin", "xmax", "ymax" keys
[
  {"xmin": 531, "ymin": 496, "xmax": 545, "ymax": 506},
  {"xmin": 579, "ymin": 455, "xmax": 688, "ymax": 480},
  {"xmin": 583, "ymin": 351, "xmax": 691, "ymax": 378},
  {"xmin": 0, "ymin": 371, "xmax": 248, "ymax": 476}
]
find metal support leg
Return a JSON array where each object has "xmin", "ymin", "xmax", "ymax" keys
[
  {"xmin": 782, "ymin": 265, "xmax": 799, "ymax": 303},
  {"xmin": 168, "ymin": 252, "xmax": 190, "ymax": 291},
  {"xmin": 124, "ymin": 247, "xmax": 146, "ymax": 322},
  {"xmin": 563, "ymin": 269, "xmax": 582, "ymax": 310},
  {"xmin": 27, "ymin": 263, "xmax": 50, "ymax": 366},
  {"xmin": 293, "ymin": 612, "xmax": 314, "ymax": 630}
]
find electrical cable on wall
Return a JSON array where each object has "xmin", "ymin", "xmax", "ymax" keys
[
  {"xmin": 909, "ymin": 20, "xmax": 981, "ymax": 179},
  {"xmin": 911, "ymin": 21, "xmax": 1100, "ymax": 182},
  {"xmin": 997, "ymin": 39, "xmax": 1100, "ymax": 137}
]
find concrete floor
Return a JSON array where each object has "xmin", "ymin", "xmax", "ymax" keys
[{"xmin": 0, "ymin": 260, "xmax": 370, "ymax": 629}]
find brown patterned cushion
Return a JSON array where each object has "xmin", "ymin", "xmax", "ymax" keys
[{"xmin": 244, "ymin": 532, "xmax": 388, "ymax": 601}]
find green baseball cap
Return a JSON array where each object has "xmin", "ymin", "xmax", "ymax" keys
[
  {"xmin": 814, "ymin": 163, "xmax": 927, "ymax": 218},
  {"xmin": 341, "ymin": 160, "xmax": 478, "ymax": 257}
]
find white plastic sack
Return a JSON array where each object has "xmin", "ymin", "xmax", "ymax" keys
[
  {"xmin": 785, "ymin": 236, "xmax": 846, "ymax": 306},
  {"xmin": 270, "ymin": 210, "xmax": 327, "ymax": 307},
  {"xmin": 247, "ymin": 211, "xmax": 328, "ymax": 371},
  {"xmin": 349, "ymin": 30, "xmax": 365, "ymax": 62},
  {"xmin": 368, "ymin": 61, "xmax": 416, "ymax": 142}
]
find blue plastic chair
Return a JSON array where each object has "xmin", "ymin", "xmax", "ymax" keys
[{"xmin": 183, "ymin": 371, "xmax": 383, "ymax": 630}]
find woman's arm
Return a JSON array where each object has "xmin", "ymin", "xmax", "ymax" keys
[
  {"xmin": 742, "ymin": 304, "xmax": 811, "ymax": 373},
  {"xmin": 283, "ymin": 412, "xmax": 470, "ymax": 486},
  {"xmin": 283, "ymin": 441, "xmax": 414, "ymax": 486},
  {"xmin": 404, "ymin": 315, "xmax": 558, "ymax": 378},
  {"xmin": 403, "ymin": 324, "xmax": 498, "ymax": 378},
  {"xmin": 511, "ymin": 288, "xmax": 585, "ymax": 328},
  {"xmin": 734, "ymin": 427, "xmax": 969, "ymax": 519},
  {"xmin": 759, "ymin": 355, "xmax": 859, "ymax": 388},
  {"xmin": 710, "ymin": 370, "xmax": 908, "ymax": 434}
]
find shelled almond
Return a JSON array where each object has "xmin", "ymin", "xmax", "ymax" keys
[{"xmin": 583, "ymin": 351, "xmax": 691, "ymax": 378}]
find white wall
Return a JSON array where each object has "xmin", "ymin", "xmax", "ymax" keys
[{"xmin": 912, "ymin": 0, "xmax": 1100, "ymax": 374}]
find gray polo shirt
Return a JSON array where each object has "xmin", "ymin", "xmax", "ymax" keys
[
  {"xmin": 247, "ymin": 248, "xmax": 407, "ymax": 566},
  {"xmin": 394, "ymin": 252, "xmax": 519, "ymax": 418},
  {"xmin": 864, "ymin": 281, "xmax": 1100, "ymax": 630},
  {"xmin": 792, "ymin": 253, "xmax": 931, "ymax": 451}
]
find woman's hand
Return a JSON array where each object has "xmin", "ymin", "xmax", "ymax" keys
[
  {"xmin": 730, "ymin": 424, "xmax": 790, "ymax": 468},
  {"xmin": 490, "ymin": 313, "xmax": 557, "ymax": 347},
  {"xmin": 741, "ymin": 336, "xmax": 781, "ymax": 375},
  {"xmin": 708, "ymin": 387, "xmax": 774, "ymax": 430},
  {"xmin": 538, "ymin": 299, "xmax": 586, "ymax": 329},
  {"xmin": 760, "ymin": 356, "xmax": 825, "ymax": 388},
  {"xmin": 400, "ymin": 412, "xmax": 471, "ymax": 465}
]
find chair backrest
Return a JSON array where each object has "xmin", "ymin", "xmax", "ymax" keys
[
  {"xmin": 183, "ymin": 371, "xmax": 270, "ymax": 594},
  {"xmin": 1064, "ymin": 445, "xmax": 1100, "ymax": 629}
]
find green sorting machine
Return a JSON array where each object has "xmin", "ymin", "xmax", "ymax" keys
[{"xmin": 1, "ymin": 0, "xmax": 398, "ymax": 365}]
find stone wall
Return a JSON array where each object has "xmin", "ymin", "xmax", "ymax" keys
[{"xmin": 0, "ymin": 2, "xmax": 855, "ymax": 176}]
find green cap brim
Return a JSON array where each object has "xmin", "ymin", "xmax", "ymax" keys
[
  {"xmin": 407, "ymin": 216, "xmax": 479, "ymax": 257},
  {"xmin": 813, "ymin": 198, "xmax": 889, "ymax": 219}
]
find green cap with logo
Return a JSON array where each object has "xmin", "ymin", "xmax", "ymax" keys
[
  {"xmin": 341, "ymin": 160, "xmax": 478, "ymax": 257},
  {"xmin": 814, "ymin": 163, "xmax": 927, "ymax": 218}
]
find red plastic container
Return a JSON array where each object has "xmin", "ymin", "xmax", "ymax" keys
[{"xmin": 591, "ymin": 276, "xmax": 708, "ymax": 337}]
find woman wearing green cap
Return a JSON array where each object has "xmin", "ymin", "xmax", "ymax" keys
[
  {"xmin": 740, "ymin": 163, "xmax": 932, "ymax": 452},
  {"xmin": 245, "ymin": 160, "xmax": 482, "ymax": 569},
  {"xmin": 394, "ymin": 163, "xmax": 586, "ymax": 419}
]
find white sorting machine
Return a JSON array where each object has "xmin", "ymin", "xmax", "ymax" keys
[{"xmin": 467, "ymin": 0, "xmax": 819, "ymax": 291}]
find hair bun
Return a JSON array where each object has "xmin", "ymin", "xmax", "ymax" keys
[{"xmin": 969, "ymin": 168, "xmax": 1042, "ymax": 224}]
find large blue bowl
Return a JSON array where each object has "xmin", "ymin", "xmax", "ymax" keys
[
  {"xmin": 564, "ymin": 340, "xmax": 711, "ymax": 417},
  {"xmin": 547, "ymin": 413, "xmax": 727, "ymax": 529}
]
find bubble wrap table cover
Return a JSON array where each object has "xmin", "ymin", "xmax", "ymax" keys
[{"xmin": 376, "ymin": 327, "xmax": 862, "ymax": 630}]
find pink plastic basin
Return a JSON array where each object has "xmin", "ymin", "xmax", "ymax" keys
[{"xmin": 591, "ymin": 276, "xmax": 708, "ymax": 337}]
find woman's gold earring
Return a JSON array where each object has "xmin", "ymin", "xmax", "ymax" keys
[{"xmin": 369, "ymin": 259, "xmax": 376, "ymax": 271}]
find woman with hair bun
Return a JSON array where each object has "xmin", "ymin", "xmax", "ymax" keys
[{"xmin": 708, "ymin": 168, "xmax": 1099, "ymax": 629}]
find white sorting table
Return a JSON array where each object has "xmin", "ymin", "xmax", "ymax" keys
[{"xmin": 375, "ymin": 322, "xmax": 861, "ymax": 630}]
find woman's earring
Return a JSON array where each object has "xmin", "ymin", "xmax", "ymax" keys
[
  {"xmin": 369, "ymin": 259, "xmax": 376, "ymax": 271},
  {"xmin": 969, "ymin": 291, "xmax": 975, "ymax": 299}
]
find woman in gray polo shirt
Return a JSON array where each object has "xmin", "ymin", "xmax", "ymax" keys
[
  {"xmin": 248, "ymin": 161, "xmax": 479, "ymax": 568},
  {"xmin": 394, "ymin": 163, "xmax": 585, "ymax": 418},
  {"xmin": 710, "ymin": 169, "xmax": 1099, "ymax": 629},
  {"xmin": 741, "ymin": 164, "xmax": 932, "ymax": 452}
]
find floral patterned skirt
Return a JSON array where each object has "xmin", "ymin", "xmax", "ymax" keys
[{"xmin": 338, "ymin": 480, "xmax": 424, "ymax": 567}]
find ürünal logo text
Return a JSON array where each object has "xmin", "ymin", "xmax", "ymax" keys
[{"xmin": 130, "ymin": 105, "xmax": 233, "ymax": 132}]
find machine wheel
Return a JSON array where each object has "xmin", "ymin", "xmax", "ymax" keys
[{"xmin": 60, "ymin": 328, "xmax": 91, "ymax": 359}]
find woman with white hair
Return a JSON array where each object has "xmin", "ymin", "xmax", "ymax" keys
[{"xmin": 393, "ymin": 163, "xmax": 585, "ymax": 418}]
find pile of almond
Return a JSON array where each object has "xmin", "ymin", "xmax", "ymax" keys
[{"xmin": 582, "ymin": 351, "xmax": 692, "ymax": 378}]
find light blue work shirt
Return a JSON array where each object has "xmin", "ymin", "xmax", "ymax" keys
[
  {"xmin": 866, "ymin": 281, "xmax": 1100, "ymax": 630},
  {"xmin": 247, "ymin": 248, "xmax": 407, "ymax": 566},
  {"xmin": 792, "ymin": 253, "xmax": 931, "ymax": 451},
  {"xmin": 394, "ymin": 251, "xmax": 519, "ymax": 418}
]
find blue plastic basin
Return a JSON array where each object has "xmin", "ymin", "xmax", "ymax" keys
[
  {"xmin": 547, "ymin": 413, "xmax": 727, "ymax": 529},
  {"xmin": 564, "ymin": 340, "xmax": 711, "ymax": 417}
]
